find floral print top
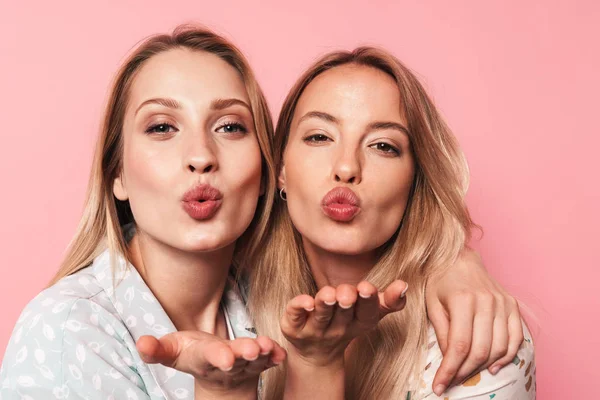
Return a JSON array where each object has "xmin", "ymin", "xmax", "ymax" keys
[
  {"xmin": 410, "ymin": 322, "xmax": 536, "ymax": 399},
  {"xmin": 0, "ymin": 248, "xmax": 256, "ymax": 399}
]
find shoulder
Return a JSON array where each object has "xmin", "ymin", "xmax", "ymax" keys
[
  {"xmin": 4, "ymin": 266, "xmax": 121, "ymax": 344},
  {"xmin": 415, "ymin": 321, "xmax": 536, "ymax": 399},
  {"xmin": 0, "ymin": 268, "xmax": 142, "ymax": 397}
]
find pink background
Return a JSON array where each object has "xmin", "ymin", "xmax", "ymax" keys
[{"xmin": 1, "ymin": 0, "xmax": 598, "ymax": 397}]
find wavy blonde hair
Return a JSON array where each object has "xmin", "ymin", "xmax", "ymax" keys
[
  {"xmin": 50, "ymin": 25, "xmax": 276, "ymax": 286},
  {"xmin": 248, "ymin": 47, "xmax": 474, "ymax": 399}
]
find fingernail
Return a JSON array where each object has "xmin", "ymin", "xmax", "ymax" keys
[
  {"xmin": 339, "ymin": 302, "xmax": 353, "ymax": 309},
  {"xmin": 324, "ymin": 300, "xmax": 336, "ymax": 306},
  {"xmin": 434, "ymin": 384, "xmax": 445, "ymax": 396},
  {"xmin": 221, "ymin": 365, "xmax": 233, "ymax": 372},
  {"xmin": 359, "ymin": 291, "xmax": 371, "ymax": 299},
  {"xmin": 140, "ymin": 353, "xmax": 155, "ymax": 363},
  {"xmin": 246, "ymin": 353, "xmax": 259, "ymax": 361},
  {"xmin": 400, "ymin": 284, "xmax": 409, "ymax": 298},
  {"xmin": 304, "ymin": 307, "xmax": 315, "ymax": 312},
  {"xmin": 260, "ymin": 350, "xmax": 270, "ymax": 356},
  {"xmin": 490, "ymin": 365, "xmax": 500, "ymax": 375}
]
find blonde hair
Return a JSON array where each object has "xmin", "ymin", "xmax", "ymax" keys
[
  {"xmin": 50, "ymin": 25, "xmax": 276, "ymax": 286},
  {"xmin": 248, "ymin": 47, "xmax": 474, "ymax": 399}
]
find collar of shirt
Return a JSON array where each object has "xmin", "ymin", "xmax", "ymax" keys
[{"xmin": 90, "ymin": 246, "xmax": 257, "ymax": 399}]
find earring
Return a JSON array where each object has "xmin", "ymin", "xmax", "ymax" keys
[{"xmin": 279, "ymin": 188, "xmax": 287, "ymax": 201}]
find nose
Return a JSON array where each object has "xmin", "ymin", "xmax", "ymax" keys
[
  {"xmin": 332, "ymin": 146, "xmax": 362, "ymax": 185},
  {"xmin": 184, "ymin": 131, "xmax": 218, "ymax": 174}
]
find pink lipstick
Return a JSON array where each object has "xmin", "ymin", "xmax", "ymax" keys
[
  {"xmin": 321, "ymin": 187, "xmax": 361, "ymax": 222},
  {"xmin": 181, "ymin": 184, "xmax": 223, "ymax": 220}
]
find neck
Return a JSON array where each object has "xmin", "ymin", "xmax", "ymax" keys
[
  {"xmin": 302, "ymin": 238, "xmax": 377, "ymax": 288},
  {"xmin": 128, "ymin": 231, "xmax": 233, "ymax": 336}
]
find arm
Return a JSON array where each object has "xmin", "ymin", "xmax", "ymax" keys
[
  {"xmin": 421, "ymin": 321, "xmax": 535, "ymax": 399},
  {"xmin": 425, "ymin": 249, "xmax": 525, "ymax": 395}
]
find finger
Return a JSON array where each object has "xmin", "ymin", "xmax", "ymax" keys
[
  {"xmin": 282, "ymin": 295, "xmax": 315, "ymax": 334},
  {"xmin": 428, "ymin": 299, "xmax": 450, "ymax": 354},
  {"xmin": 255, "ymin": 335, "xmax": 275, "ymax": 356},
  {"xmin": 486, "ymin": 305, "xmax": 509, "ymax": 375},
  {"xmin": 268, "ymin": 339, "xmax": 287, "ymax": 366},
  {"xmin": 202, "ymin": 340, "xmax": 237, "ymax": 372},
  {"xmin": 136, "ymin": 335, "xmax": 164, "ymax": 364},
  {"xmin": 243, "ymin": 353, "xmax": 271, "ymax": 376},
  {"xmin": 488, "ymin": 310, "xmax": 524, "ymax": 374},
  {"xmin": 306, "ymin": 286, "xmax": 337, "ymax": 332},
  {"xmin": 354, "ymin": 281, "xmax": 379, "ymax": 328},
  {"xmin": 229, "ymin": 338, "xmax": 261, "ymax": 363},
  {"xmin": 328, "ymin": 284, "xmax": 359, "ymax": 333},
  {"xmin": 431, "ymin": 292, "xmax": 475, "ymax": 396},
  {"xmin": 451, "ymin": 295, "xmax": 495, "ymax": 385},
  {"xmin": 378, "ymin": 280, "xmax": 408, "ymax": 317}
]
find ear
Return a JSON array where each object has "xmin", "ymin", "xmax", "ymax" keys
[
  {"xmin": 278, "ymin": 164, "xmax": 286, "ymax": 190},
  {"xmin": 113, "ymin": 173, "xmax": 129, "ymax": 201}
]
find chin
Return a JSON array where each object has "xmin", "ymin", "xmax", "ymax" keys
[
  {"xmin": 315, "ymin": 238, "xmax": 376, "ymax": 256},
  {"xmin": 179, "ymin": 232, "xmax": 235, "ymax": 253}
]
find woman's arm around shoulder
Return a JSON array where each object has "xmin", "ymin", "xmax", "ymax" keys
[{"xmin": 418, "ymin": 320, "xmax": 535, "ymax": 400}]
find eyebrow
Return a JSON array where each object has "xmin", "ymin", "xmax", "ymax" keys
[
  {"xmin": 298, "ymin": 111, "xmax": 340, "ymax": 125},
  {"xmin": 298, "ymin": 111, "xmax": 410, "ymax": 136},
  {"xmin": 135, "ymin": 97, "xmax": 181, "ymax": 115},
  {"xmin": 367, "ymin": 121, "xmax": 410, "ymax": 136},
  {"xmin": 135, "ymin": 97, "xmax": 251, "ymax": 115},
  {"xmin": 210, "ymin": 98, "xmax": 251, "ymax": 112}
]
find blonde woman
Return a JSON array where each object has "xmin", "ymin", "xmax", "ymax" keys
[
  {"xmin": 0, "ymin": 26, "xmax": 287, "ymax": 399},
  {"xmin": 246, "ymin": 48, "xmax": 536, "ymax": 399},
  {"xmin": 1, "ymin": 26, "xmax": 527, "ymax": 399}
]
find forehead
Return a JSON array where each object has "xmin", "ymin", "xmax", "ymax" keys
[
  {"xmin": 295, "ymin": 64, "xmax": 405, "ymax": 122},
  {"xmin": 128, "ymin": 48, "xmax": 250, "ymax": 107}
]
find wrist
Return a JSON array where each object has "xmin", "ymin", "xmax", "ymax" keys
[
  {"xmin": 287, "ymin": 343, "xmax": 346, "ymax": 369},
  {"xmin": 284, "ymin": 351, "xmax": 345, "ymax": 400},
  {"xmin": 194, "ymin": 379, "xmax": 257, "ymax": 400}
]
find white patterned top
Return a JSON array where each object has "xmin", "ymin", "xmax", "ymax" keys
[{"xmin": 0, "ymin": 248, "xmax": 256, "ymax": 400}]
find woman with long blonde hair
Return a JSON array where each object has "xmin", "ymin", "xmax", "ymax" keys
[
  {"xmin": 247, "ymin": 47, "xmax": 535, "ymax": 399},
  {"xmin": 1, "ymin": 25, "xmax": 529, "ymax": 399},
  {"xmin": 0, "ymin": 25, "xmax": 287, "ymax": 399}
]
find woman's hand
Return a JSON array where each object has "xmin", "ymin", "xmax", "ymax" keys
[
  {"xmin": 280, "ymin": 280, "xmax": 407, "ymax": 400},
  {"xmin": 425, "ymin": 249, "xmax": 524, "ymax": 396},
  {"xmin": 281, "ymin": 280, "xmax": 408, "ymax": 365},
  {"xmin": 137, "ymin": 332, "xmax": 286, "ymax": 400}
]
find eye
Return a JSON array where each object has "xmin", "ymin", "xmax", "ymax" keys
[
  {"xmin": 215, "ymin": 122, "xmax": 248, "ymax": 134},
  {"xmin": 304, "ymin": 134, "xmax": 331, "ymax": 143},
  {"xmin": 145, "ymin": 123, "xmax": 177, "ymax": 134},
  {"xmin": 369, "ymin": 142, "xmax": 400, "ymax": 156}
]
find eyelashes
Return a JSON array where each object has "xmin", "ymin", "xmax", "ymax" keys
[
  {"xmin": 145, "ymin": 123, "xmax": 178, "ymax": 134},
  {"xmin": 303, "ymin": 133, "xmax": 401, "ymax": 156},
  {"xmin": 143, "ymin": 121, "xmax": 249, "ymax": 136},
  {"xmin": 368, "ymin": 142, "xmax": 400, "ymax": 156},
  {"xmin": 303, "ymin": 133, "xmax": 331, "ymax": 143},
  {"xmin": 215, "ymin": 122, "xmax": 248, "ymax": 134}
]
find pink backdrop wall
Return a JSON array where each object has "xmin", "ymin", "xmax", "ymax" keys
[{"xmin": 1, "ymin": 0, "xmax": 598, "ymax": 397}]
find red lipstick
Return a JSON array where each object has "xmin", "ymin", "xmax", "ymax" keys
[
  {"xmin": 321, "ymin": 187, "xmax": 361, "ymax": 222},
  {"xmin": 181, "ymin": 184, "xmax": 223, "ymax": 220}
]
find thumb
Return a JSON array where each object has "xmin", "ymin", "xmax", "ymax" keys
[
  {"xmin": 378, "ymin": 280, "xmax": 408, "ymax": 317},
  {"xmin": 137, "ymin": 334, "xmax": 179, "ymax": 366}
]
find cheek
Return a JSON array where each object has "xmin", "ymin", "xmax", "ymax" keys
[
  {"xmin": 123, "ymin": 140, "xmax": 176, "ymax": 204},
  {"xmin": 369, "ymin": 163, "xmax": 415, "ymax": 225},
  {"xmin": 284, "ymin": 147, "xmax": 326, "ymax": 197},
  {"xmin": 228, "ymin": 141, "xmax": 263, "ymax": 194}
]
